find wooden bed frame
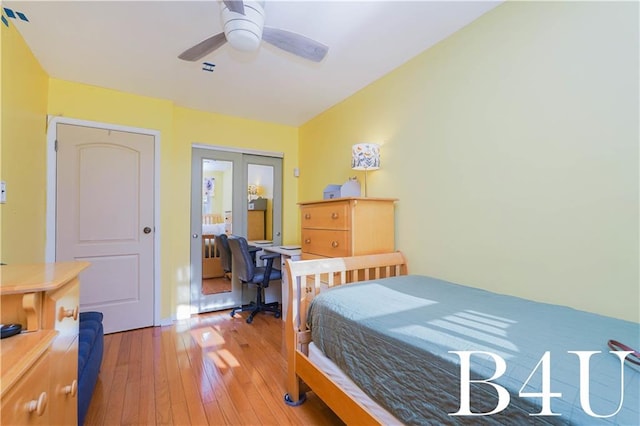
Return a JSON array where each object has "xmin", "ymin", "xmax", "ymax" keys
[
  {"xmin": 284, "ymin": 252, "xmax": 408, "ymax": 424},
  {"xmin": 203, "ymin": 213, "xmax": 223, "ymax": 224},
  {"xmin": 202, "ymin": 234, "xmax": 224, "ymax": 279},
  {"xmin": 202, "ymin": 214, "xmax": 225, "ymax": 279}
]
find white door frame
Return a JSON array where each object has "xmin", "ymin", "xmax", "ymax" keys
[
  {"xmin": 45, "ymin": 116, "xmax": 161, "ymax": 327},
  {"xmin": 192, "ymin": 143, "xmax": 284, "ymax": 159}
]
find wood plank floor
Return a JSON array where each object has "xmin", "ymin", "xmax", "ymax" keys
[
  {"xmin": 85, "ymin": 309, "xmax": 344, "ymax": 425},
  {"xmin": 201, "ymin": 277, "xmax": 231, "ymax": 295}
]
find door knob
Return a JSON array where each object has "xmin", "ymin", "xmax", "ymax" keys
[{"xmin": 143, "ymin": 227, "xmax": 152, "ymax": 234}]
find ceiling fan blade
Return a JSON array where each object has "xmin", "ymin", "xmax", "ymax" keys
[
  {"xmin": 178, "ymin": 32, "xmax": 227, "ymax": 61},
  {"xmin": 223, "ymin": 0, "xmax": 245, "ymax": 15},
  {"xmin": 262, "ymin": 27, "xmax": 328, "ymax": 63}
]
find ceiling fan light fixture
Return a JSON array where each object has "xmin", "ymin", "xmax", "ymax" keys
[
  {"xmin": 221, "ymin": 0, "xmax": 265, "ymax": 52},
  {"xmin": 225, "ymin": 29, "xmax": 261, "ymax": 52}
]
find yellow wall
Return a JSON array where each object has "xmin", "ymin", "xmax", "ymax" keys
[
  {"xmin": 0, "ymin": 16, "xmax": 2, "ymax": 263},
  {"xmin": 299, "ymin": 2, "xmax": 639, "ymax": 322},
  {"xmin": 1, "ymin": 15, "xmax": 3, "ymax": 263},
  {"xmin": 0, "ymin": 18, "xmax": 49, "ymax": 264}
]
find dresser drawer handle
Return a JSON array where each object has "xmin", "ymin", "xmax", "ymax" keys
[
  {"xmin": 304, "ymin": 238, "xmax": 311, "ymax": 244},
  {"xmin": 58, "ymin": 305, "xmax": 79, "ymax": 322},
  {"xmin": 331, "ymin": 241, "xmax": 339, "ymax": 248},
  {"xmin": 304, "ymin": 213, "xmax": 311, "ymax": 220},
  {"xmin": 63, "ymin": 380, "xmax": 78, "ymax": 397},
  {"xmin": 331, "ymin": 212, "xmax": 339, "ymax": 219},
  {"xmin": 27, "ymin": 392, "xmax": 48, "ymax": 416}
]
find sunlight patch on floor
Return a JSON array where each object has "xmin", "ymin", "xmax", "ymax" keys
[
  {"xmin": 191, "ymin": 326, "xmax": 225, "ymax": 348},
  {"xmin": 207, "ymin": 349, "xmax": 240, "ymax": 369}
]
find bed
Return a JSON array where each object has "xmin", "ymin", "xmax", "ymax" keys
[
  {"xmin": 203, "ymin": 213, "xmax": 223, "ymax": 225},
  {"xmin": 284, "ymin": 252, "xmax": 640, "ymax": 425},
  {"xmin": 202, "ymin": 214, "xmax": 226, "ymax": 279}
]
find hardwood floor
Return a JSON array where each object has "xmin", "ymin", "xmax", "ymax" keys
[
  {"xmin": 201, "ymin": 277, "xmax": 232, "ymax": 295},
  {"xmin": 85, "ymin": 310, "xmax": 344, "ymax": 425}
]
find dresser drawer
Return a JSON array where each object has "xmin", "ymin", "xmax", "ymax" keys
[
  {"xmin": 302, "ymin": 229, "xmax": 350, "ymax": 257},
  {"xmin": 43, "ymin": 277, "xmax": 80, "ymax": 349},
  {"xmin": 301, "ymin": 202, "xmax": 350, "ymax": 230},
  {"xmin": 1, "ymin": 350, "xmax": 51, "ymax": 425},
  {"xmin": 49, "ymin": 338, "xmax": 78, "ymax": 426}
]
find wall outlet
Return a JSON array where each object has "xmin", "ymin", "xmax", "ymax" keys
[{"xmin": 0, "ymin": 181, "xmax": 5, "ymax": 203}]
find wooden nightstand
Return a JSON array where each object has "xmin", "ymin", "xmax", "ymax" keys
[{"xmin": 1, "ymin": 262, "xmax": 89, "ymax": 425}]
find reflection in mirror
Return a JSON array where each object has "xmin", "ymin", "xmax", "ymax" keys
[
  {"xmin": 247, "ymin": 164, "xmax": 274, "ymax": 243},
  {"xmin": 201, "ymin": 159, "xmax": 233, "ymax": 295}
]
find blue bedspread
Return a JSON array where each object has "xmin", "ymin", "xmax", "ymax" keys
[{"xmin": 308, "ymin": 275, "xmax": 639, "ymax": 425}]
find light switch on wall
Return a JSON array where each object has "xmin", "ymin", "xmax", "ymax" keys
[{"xmin": 0, "ymin": 181, "xmax": 5, "ymax": 203}]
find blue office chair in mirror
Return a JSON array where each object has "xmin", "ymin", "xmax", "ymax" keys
[{"xmin": 216, "ymin": 233, "xmax": 232, "ymax": 280}]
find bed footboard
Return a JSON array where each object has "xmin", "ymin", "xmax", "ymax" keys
[
  {"xmin": 284, "ymin": 252, "xmax": 407, "ymax": 423},
  {"xmin": 202, "ymin": 234, "xmax": 224, "ymax": 279}
]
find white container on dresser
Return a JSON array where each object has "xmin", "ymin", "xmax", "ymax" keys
[
  {"xmin": 299, "ymin": 197, "xmax": 397, "ymax": 260},
  {"xmin": 0, "ymin": 262, "xmax": 89, "ymax": 426}
]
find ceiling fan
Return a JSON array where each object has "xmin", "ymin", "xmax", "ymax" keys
[{"xmin": 178, "ymin": 0, "xmax": 329, "ymax": 63}]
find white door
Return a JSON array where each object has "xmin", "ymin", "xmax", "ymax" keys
[{"xmin": 56, "ymin": 123, "xmax": 154, "ymax": 334}]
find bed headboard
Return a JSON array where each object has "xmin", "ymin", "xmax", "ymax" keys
[
  {"xmin": 203, "ymin": 213, "xmax": 223, "ymax": 224},
  {"xmin": 285, "ymin": 252, "xmax": 408, "ymax": 332},
  {"xmin": 284, "ymin": 251, "xmax": 408, "ymax": 415}
]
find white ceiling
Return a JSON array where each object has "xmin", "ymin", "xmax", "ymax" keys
[{"xmin": 6, "ymin": 1, "xmax": 501, "ymax": 126}]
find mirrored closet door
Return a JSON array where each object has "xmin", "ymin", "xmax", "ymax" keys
[{"xmin": 190, "ymin": 147, "xmax": 282, "ymax": 313}]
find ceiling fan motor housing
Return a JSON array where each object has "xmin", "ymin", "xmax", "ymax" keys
[{"xmin": 221, "ymin": 1, "xmax": 265, "ymax": 52}]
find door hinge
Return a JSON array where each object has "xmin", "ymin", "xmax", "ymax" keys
[{"xmin": 54, "ymin": 139, "xmax": 58, "ymax": 152}]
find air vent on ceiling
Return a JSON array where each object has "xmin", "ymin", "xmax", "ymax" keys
[{"xmin": 202, "ymin": 62, "xmax": 216, "ymax": 72}]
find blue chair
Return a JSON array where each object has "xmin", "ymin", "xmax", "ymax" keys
[
  {"xmin": 216, "ymin": 233, "xmax": 232, "ymax": 279},
  {"xmin": 229, "ymin": 237, "xmax": 281, "ymax": 323}
]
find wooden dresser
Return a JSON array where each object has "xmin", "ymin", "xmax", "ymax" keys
[
  {"xmin": 1, "ymin": 262, "xmax": 89, "ymax": 425},
  {"xmin": 299, "ymin": 197, "xmax": 396, "ymax": 260},
  {"xmin": 247, "ymin": 209, "xmax": 266, "ymax": 240}
]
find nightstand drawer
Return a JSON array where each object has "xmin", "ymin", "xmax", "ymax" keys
[
  {"xmin": 43, "ymin": 277, "xmax": 80, "ymax": 350},
  {"xmin": 301, "ymin": 202, "xmax": 350, "ymax": 230},
  {"xmin": 1, "ymin": 350, "xmax": 51, "ymax": 425},
  {"xmin": 302, "ymin": 229, "xmax": 350, "ymax": 257},
  {"xmin": 49, "ymin": 338, "xmax": 78, "ymax": 425}
]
